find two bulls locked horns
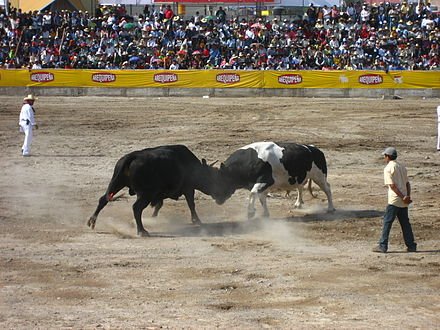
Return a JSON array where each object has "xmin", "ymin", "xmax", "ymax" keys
[{"xmin": 88, "ymin": 142, "xmax": 335, "ymax": 237}]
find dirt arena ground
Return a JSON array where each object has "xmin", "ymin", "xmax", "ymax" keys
[{"xmin": 0, "ymin": 95, "xmax": 439, "ymax": 329}]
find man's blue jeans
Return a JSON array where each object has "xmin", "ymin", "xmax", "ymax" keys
[{"xmin": 379, "ymin": 204, "xmax": 416, "ymax": 251}]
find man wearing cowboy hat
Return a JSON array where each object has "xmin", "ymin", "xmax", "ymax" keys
[{"xmin": 19, "ymin": 94, "xmax": 39, "ymax": 157}]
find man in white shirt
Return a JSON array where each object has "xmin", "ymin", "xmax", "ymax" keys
[
  {"xmin": 360, "ymin": 5, "xmax": 370, "ymax": 23},
  {"xmin": 19, "ymin": 94, "xmax": 39, "ymax": 157},
  {"xmin": 373, "ymin": 147, "xmax": 417, "ymax": 253}
]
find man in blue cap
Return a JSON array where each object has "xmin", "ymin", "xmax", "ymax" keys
[{"xmin": 373, "ymin": 147, "xmax": 417, "ymax": 253}]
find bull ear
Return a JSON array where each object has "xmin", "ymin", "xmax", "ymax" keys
[
  {"xmin": 202, "ymin": 158, "xmax": 207, "ymax": 165},
  {"xmin": 220, "ymin": 163, "xmax": 225, "ymax": 170}
]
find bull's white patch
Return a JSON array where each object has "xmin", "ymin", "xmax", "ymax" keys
[
  {"xmin": 278, "ymin": 74, "xmax": 302, "ymax": 85},
  {"xmin": 216, "ymin": 73, "xmax": 240, "ymax": 84},
  {"xmin": 242, "ymin": 142, "xmax": 289, "ymax": 189},
  {"xmin": 359, "ymin": 74, "xmax": 383, "ymax": 85},
  {"xmin": 153, "ymin": 72, "xmax": 178, "ymax": 83},
  {"xmin": 92, "ymin": 72, "xmax": 116, "ymax": 83},
  {"xmin": 30, "ymin": 72, "xmax": 54, "ymax": 82}
]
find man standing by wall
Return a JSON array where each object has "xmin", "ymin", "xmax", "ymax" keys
[
  {"xmin": 19, "ymin": 94, "xmax": 38, "ymax": 157},
  {"xmin": 373, "ymin": 147, "xmax": 417, "ymax": 253}
]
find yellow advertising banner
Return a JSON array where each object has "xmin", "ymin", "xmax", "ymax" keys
[
  {"xmin": 264, "ymin": 70, "xmax": 440, "ymax": 89},
  {"xmin": 0, "ymin": 69, "xmax": 439, "ymax": 89}
]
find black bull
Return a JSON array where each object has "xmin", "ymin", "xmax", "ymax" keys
[
  {"xmin": 87, "ymin": 145, "xmax": 234, "ymax": 236},
  {"xmin": 88, "ymin": 143, "xmax": 334, "ymax": 236}
]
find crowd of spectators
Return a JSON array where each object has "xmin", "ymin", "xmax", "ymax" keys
[{"xmin": 0, "ymin": 1, "xmax": 438, "ymax": 71}]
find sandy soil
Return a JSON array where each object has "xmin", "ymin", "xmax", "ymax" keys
[{"xmin": 0, "ymin": 95, "xmax": 439, "ymax": 329}]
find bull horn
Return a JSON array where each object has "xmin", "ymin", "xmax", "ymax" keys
[{"xmin": 209, "ymin": 160, "xmax": 219, "ymax": 166}]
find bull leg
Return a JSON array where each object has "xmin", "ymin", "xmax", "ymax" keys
[
  {"xmin": 248, "ymin": 183, "xmax": 267, "ymax": 219},
  {"xmin": 258, "ymin": 192, "xmax": 270, "ymax": 218},
  {"xmin": 323, "ymin": 182, "xmax": 335, "ymax": 212},
  {"xmin": 152, "ymin": 200, "xmax": 163, "ymax": 217},
  {"xmin": 247, "ymin": 192, "xmax": 257, "ymax": 219},
  {"xmin": 294, "ymin": 185, "xmax": 305, "ymax": 209},
  {"xmin": 132, "ymin": 195, "xmax": 151, "ymax": 237},
  {"xmin": 184, "ymin": 190, "xmax": 201, "ymax": 224},
  {"xmin": 87, "ymin": 194, "xmax": 109, "ymax": 229},
  {"xmin": 312, "ymin": 175, "xmax": 335, "ymax": 212}
]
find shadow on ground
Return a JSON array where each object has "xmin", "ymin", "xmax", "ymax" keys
[
  {"xmin": 282, "ymin": 209, "xmax": 384, "ymax": 223},
  {"xmin": 149, "ymin": 209, "xmax": 384, "ymax": 237}
]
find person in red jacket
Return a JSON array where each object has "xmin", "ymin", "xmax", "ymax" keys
[{"xmin": 164, "ymin": 5, "xmax": 174, "ymax": 20}]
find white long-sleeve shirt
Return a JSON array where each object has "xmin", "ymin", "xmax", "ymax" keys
[{"xmin": 19, "ymin": 103, "xmax": 36, "ymax": 126}]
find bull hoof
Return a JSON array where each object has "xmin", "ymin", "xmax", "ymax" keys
[
  {"xmin": 247, "ymin": 210, "xmax": 256, "ymax": 220},
  {"xmin": 87, "ymin": 216, "xmax": 96, "ymax": 229},
  {"xmin": 137, "ymin": 230, "xmax": 150, "ymax": 237},
  {"xmin": 327, "ymin": 208, "xmax": 336, "ymax": 213},
  {"xmin": 192, "ymin": 219, "xmax": 202, "ymax": 225}
]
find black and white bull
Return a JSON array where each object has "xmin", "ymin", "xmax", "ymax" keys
[
  {"xmin": 219, "ymin": 142, "xmax": 335, "ymax": 219},
  {"xmin": 87, "ymin": 145, "xmax": 233, "ymax": 236}
]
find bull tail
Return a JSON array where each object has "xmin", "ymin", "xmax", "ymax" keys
[{"xmin": 105, "ymin": 153, "xmax": 137, "ymax": 201}]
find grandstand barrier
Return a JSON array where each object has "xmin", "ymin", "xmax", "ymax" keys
[{"xmin": 1, "ymin": 69, "xmax": 439, "ymax": 98}]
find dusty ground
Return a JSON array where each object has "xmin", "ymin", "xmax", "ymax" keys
[{"xmin": 0, "ymin": 95, "xmax": 439, "ymax": 329}]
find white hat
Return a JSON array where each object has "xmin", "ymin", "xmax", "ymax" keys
[{"xmin": 23, "ymin": 94, "xmax": 38, "ymax": 101}]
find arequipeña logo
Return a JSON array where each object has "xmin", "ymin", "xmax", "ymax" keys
[
  {"xmin": 30, "ymin": 72, "xmax": 54, "ymax": 83},
  {"xmin": 154, "ymin": 72, "xmax": 178, "ymax": 83},
  {"xmin": 216, "ymin": 73, "xmax": 240, "ymax": 84},
  {"xmin": 278, "ymin": 74, "xmax": 303, "ymax": 85},
  {"xmin": 359, "ymin": 74, "xmax": 383, "ymax": 85},
  {"xmin": 92, "ymin": 72, "xmax": 116, "ymax": 83}
]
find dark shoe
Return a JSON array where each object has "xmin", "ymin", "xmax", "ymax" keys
[
  {"xmin": 372, "ymin": 245, "xmax": 387, "ymax": 253},
  {"xmin": 407, "ymin": 245, "xmax": 417, "ymax": 252}
]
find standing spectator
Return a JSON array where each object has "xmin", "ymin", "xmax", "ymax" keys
[
  {"xmin": 373, "ymin": 147, "xmax": 417, "ymax": 253},
  {"xmin": 331, "ymin": 5, "xmax": 340, "ymax": 24},
  {"xmin": 360, "ymin": 5, "xmax": 370, "ymax": 24},
  {"xmin": 323, "ymin": 5, "xmax": 331, "ymax": 22},
  {"xmin": 346, "ymin": 3, "xmax": 356, "ymax": 22},
  {"xmin": 164, "ymin": 5, "xmax": 174, "ymax": 21},
  {"xmin": 19, "ymin": 94, "xmax": 39, "ymax": 157},
  {"xmin": 42, "ymin": 10, "xmax": 52, "ymax": 31},
  {"xmin": 143, "ymin": 5, "xmax": 150, "ymax": 18},
  {"xmin": 193, "ymin": 11, "xmax": 202, "ymax": 24},
  {"xmin": 307, "ymin": 4, "xmax": 317, "ymax": 25},
  {"xmin": 216, "ymin": 6, "xmax": 226, "ymax": 23}
]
